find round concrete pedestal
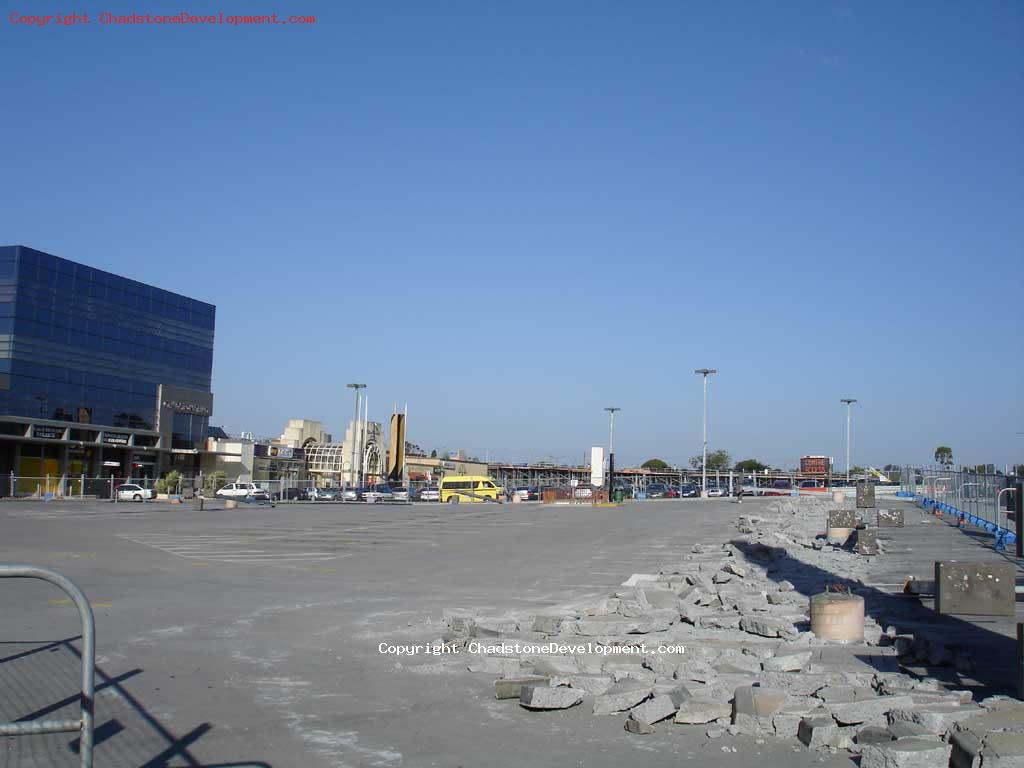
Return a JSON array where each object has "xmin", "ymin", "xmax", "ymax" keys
[
  {"xmin": 810, "ymin": 592, "xmax": 865, "ymax": 642},
  {"xmin": 826, "ymin": 526, "xmax": 854, "ymax": 546}
]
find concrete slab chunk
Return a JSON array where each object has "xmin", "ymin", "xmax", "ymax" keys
[
  {"xmin": 592, "ymin": 681, "xmax": 652, "ymax": 715},
  {"xmin": 629, "ymin": 694, "xmax": 678, "ymax": 726},
  {"xmin": 935, "ymin": 561, "xmax": 1016, "ymax": 616},
  {"xmin": 798, "ymin": 717, "xmax": 839, "ymax": 750},
  {"xmin": 859, "ymin": 738, "xmax": 952, "ymax": 768},
  {"xmin": 674, "ymin": 699, "xmax": 733, "ymax": 724},
  {"xmin": 519, "ymin": 685, "xmax": 583, "ymax": 710},
  {"xmin": 494, "ymin": 675, "xmax": 548, "ymax": 699}
]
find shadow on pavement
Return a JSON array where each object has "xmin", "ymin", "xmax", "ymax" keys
[{"xmin": 1, "ymin": 636, "xmax": 274, "ymax": 768}]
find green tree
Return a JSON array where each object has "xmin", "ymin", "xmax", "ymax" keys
[
  {"xmin": 690, "ymin": 449, "xmax": 731, "ymax": 471},
  {"xmin": 203, "ymin": 470, "xmax": 227, "ymax": 492},
  {"xmin": 734, "ymin": 459, "xmax": 768, "ymax": 473},
  {"xmin": 155, "ymin": 470, "xmax": 182, "ymax": 494},
  {"xmin": 641, "ymin": 458, "xmax": 670, "ymax": 470},
  {"xmin": 934, "ymin": 446, "xmax": 954, "ymax": 469},
  {"xmin": 430, "ymin": 449, "xmax": 438, "ymax": 458}
]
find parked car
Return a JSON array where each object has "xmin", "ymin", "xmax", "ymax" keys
[
  {"xmin": 704, "ymin": 484, "xmax": 727, "ymax": 497},
  {"xmin": 390, "ymin": 486, "xmax": 410, "ymax": 502},
  {"xmin": 308, "ymin": 487, "xmax": 339, "ymax": 501},
  {"xmin": 363, "ymin": 484, "xmax": 395, "ymax": 502},
  {"xmin": 513, "ymin": 487, "xmax": 531, "ymax": 501},
  {"xmin": 419, "ymin": 486, "xmax": 440, "ymax": 502},
  {"xmin": 116, "ymin": 483, "xmax": 155, "ymax": 501},
  {"xmin": 342, "ymin": 488, "xmax": 360, "ymax": 501},
  {"xmin": 664, "ymin": 486, "xmax": 680, "ymax": 498},
  {"xmin": 272, "ymin": 487, "xmax": 309, "ymax": 501},
  {"xmin": 647, "ymin": 482, "xmax": 669, "ymax": 499},
  {"xmin": 216, "ymin": 482, "xmax": 271, "ymax": 500},
  {"xmin": 527, "ymin": 487, "xmax": 540, "ymax": 501},
  {"xmin": 679, "ymin": 483, "xmax": 700, "ymax": 498}
]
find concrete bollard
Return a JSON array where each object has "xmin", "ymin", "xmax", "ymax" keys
[
  {"xmin": 810, "ymin": 592, "xmax": 865, "ymax": 642},
  {"xmin": 832, "ymin": 490, "xmax": 845, "ymax": 504},
  {"xmin": 225, "ymin": 500, "xmax": 237, "ymax": 509}
]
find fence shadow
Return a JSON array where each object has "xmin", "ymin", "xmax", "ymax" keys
[{"xmin": 2, "ymin": 636, "xmax": 274, "ymax": 768}]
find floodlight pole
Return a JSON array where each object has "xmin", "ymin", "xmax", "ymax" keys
[
  {"xmin": 695, "ymin": 369, "xmax": 717, "ymax": 497},
  {"xmin": 347, "ymin": 383, "xmax": 366, "ymax": 490},
  {"xmin": 841, "ymin": 398, "xmax": 857, "ymax": 482},
  {"xmin": 605, "ymin": 407, "xmax": 620, "ymax": 497}
]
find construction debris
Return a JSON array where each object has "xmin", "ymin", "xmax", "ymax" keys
[{"xmin": 438, "ymin": 495, "xmax": 1024, "ymax": 766}]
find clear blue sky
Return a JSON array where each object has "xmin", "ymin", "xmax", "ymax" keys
[{"xmin": 2, "ymin": 1, "xmax": 1022, "ymax": 470}]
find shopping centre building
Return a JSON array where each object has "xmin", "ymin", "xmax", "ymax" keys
[{"xmin": 0, "ymin": 245, "xmax": 216, "ymax": 491}]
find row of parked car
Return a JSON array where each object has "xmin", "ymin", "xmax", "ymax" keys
[{"xmin": 209, "ymin": 482, "xmax": 446, "ymax": 503}]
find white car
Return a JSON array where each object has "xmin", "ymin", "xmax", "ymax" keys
[
  {"xmin": 390, "ymin": 487, "xmax": 410, "ymax": 502},
  {"xmin": 116, "ymin": 483, "xmax": 155, "ymax": 501},
  {"xmin": 215, "ymin": 482, "xmax": 271, "ymax": 500},
  {"xmin": 705, "ymin": 486, "xmax": 728, "ymax": 497},
  {"xmin": 419, "ymin": 487, "xmax": 440, "ymax": 502}
]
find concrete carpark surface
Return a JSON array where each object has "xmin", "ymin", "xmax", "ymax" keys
[{"xmin": 2, "ymin": 497, "xmax": 863, "ymax": 768}]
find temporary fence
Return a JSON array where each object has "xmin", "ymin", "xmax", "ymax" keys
[{"xmin": 902, "ymin": 465, "xmax": 1018, "ymax": 550}]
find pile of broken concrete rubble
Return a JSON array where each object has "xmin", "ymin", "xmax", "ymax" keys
[{"xmin": 437, "ymin": 497, "xmax": 1024, "ymax": 767}]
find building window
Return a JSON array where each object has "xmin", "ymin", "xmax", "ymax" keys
[{"xmin": 171, "ymin": 411, "xmax": 207, "ymax": 450}]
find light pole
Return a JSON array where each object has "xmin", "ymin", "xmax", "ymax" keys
[
  {"xmin": 841, "ymin": 398, "xmax": 857, "ymax": 482},
  {"xmin": 347, "ymin": 383, "xmax": 366, "ymax": 490},
  {"xmin": 695, "ymin": 369, "xmax": 716, "ymax": 497},
  {"xmin": 604, "ymin": 407, "xmax": 620, "ymax": 497}
]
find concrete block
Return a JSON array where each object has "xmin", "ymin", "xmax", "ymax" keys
[
  {"xmin": 471, "ymin": 617, "xmax": 519, "ymax": 636},
  {"xmin": 592, "ymin": 681, "xmax": 652, "ymax": 715},
  {"xmin": 854, "ymin": 529, "xmax": 880, "ymax": 555},
  {"xmin": 860, "ymin": 738, "xmax": 952, "ymax": 768},
  {"xmin": 950, "ymin": 729, "xmax": 982, "ymax": 768},
  {"xmin": 798, "ymin": 717, "xmax": 839, "ymax": 749},
  {"xmin": 519, "ymin": 685, "xmax": 583, "ymax": 710},
  {"xmin": 889, "ymin": 705, "xmax": 983, "ymax": 734},
  {"xmin": 829, "ymin": 509, "xmax": 859, "ymax": 528},
  {"xmin": 935, "ymin": 561, "xmax": 1016, "ymax": 616},
  {"xmin": 857, "ymin": 482, "xmax": 876, "ymax": 509},
  {"xmin": 674, "ymin": 699, "xmax": 733, "ymax": 724},
  {"xmin": 624, "ymin": 717, "xmax": 655, "ymax": 734},
  {"xmin": 722, "ymin": 561, "xmax": 746, "ymax": 578},
  {"xmin": 856, "ymin": 725, "xmax": 895, "ymax": 745},
  {"xmin": 629, "ymin": 694, "xmax": 678, "ymax": 726},
  {"xmin": 739, "ymin": 615, "xmax": 797, "ymax": 638},
  {"xmin": 550, "ymin": 674, "xmax": 614, "ymax": 696},
  {"xmin": 829, "ymin": 694, "xmax": 916, "ymax": 726},
  {"xmin": 531, "ymin": 615, "xmax": 564, "ymax": 634},
  {"xmin": 762, "ymin": 651, "xmax": 812, "ymax": 672},
  {"xmin": 494, "ymin": 675, "xmax": 548, "ymax": 699},
  {"xmin": 733, "ymin": 686, "xmax": 788, "ymax": 719},
  {"xmin": 887, "ymin": 721, "xmax": 939, "ymax": 740},
  {"xmin": 981, "ymin": 731, "xmax": 1024, "ymax": 767},
  {"xmin": 878, "ymin": 508, "xmax": 905, "ymax": 527}
]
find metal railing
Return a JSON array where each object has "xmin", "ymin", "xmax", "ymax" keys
[
  {"xmin": 0, "ymin": 564, "xmax": 95, "ymax": 767},
  {"xmin": 904, "ymin": 465, "xmax": 1018, "ymax": 550}
]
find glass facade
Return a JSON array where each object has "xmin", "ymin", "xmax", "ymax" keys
[{"xmin": 0, "ymin": 246, "xmax": 215, "ymax": 444}]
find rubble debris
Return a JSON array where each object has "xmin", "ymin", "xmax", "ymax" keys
[
  {"xmin": 674, "ymin": 700, "xmax": 732, "ymax": 724},
  {"xmin": 859, "ymin": 738, "xmax": 951, "ymax": 768},
  {"xmin": 592, "ymin": 681, "xmax": 652, "ymax": 715},
  {"xmin": 495, "ymin": 675, "xmax": 549, "ymax": 699},
  {"xmin": 519, "ymin": 685, "xmax": 583, "ymax": 710}
]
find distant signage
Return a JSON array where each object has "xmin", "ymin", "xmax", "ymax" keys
[
  {"xmin": 267, "ymin": 445, "xmax": 293, "ymax": 459},
  {"xmin": 103, "ymin": 432, "xmax": 130, "ymax": 446},
  {"xmin": 34, "ymin": 425, "xmax": 62, "ymax": 439},
  {"xmin": 162, "ymin": 400, "xmax": 211, "ymax": 416}
]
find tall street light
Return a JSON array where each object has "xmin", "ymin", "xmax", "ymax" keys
[
  {"xmin": 841, "ymin": 398, "xmax": 857, "ymax": 482},
  {"xmin": 604, "ymin": 407, "xmax": 620, "ymax": 497},
  {"xmin": 347, "ymin": 383, "xmax": 366, "ymax": 490},
  {"xmin": 694, "ymin": 369, "xmax": 717, "ymax": 497}
]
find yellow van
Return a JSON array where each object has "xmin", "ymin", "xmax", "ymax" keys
[{"xmin": 439, "ymin": 475, "xmax": 505, "ymax": 504}]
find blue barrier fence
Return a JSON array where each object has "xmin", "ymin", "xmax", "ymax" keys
[{"xmin": 914, "ymin": 494, "xmax": 1016, "ymax": 551}]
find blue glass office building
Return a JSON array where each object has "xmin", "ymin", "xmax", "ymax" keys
[{"xmin": 0, "ymin": 245, "xmax": 216, "ymax": 484}]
